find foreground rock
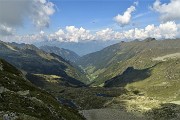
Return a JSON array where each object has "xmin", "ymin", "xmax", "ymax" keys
[{"xmin": 0, "ymin": 59, "xmax": 84, "ymax": 120}]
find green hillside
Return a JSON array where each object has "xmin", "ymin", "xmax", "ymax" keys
[
  {"xmin": 76, "ymin": 39, "xmax": 180, "ymax": 119},
  {"xmin": 105, "ymin": 59, "xmax": 180, "ymax": 102},
  {"xmin": 77, "ymin": 39, "xmax": 180, "ymax": 86},
  {"xmin": 0, "ymin": 41, "xmax": 89, "ymax": 85},
  {"xmin": 26, "ymin": 73, "xmax": 126, "ymax": 110},
  {"xmin": 40, "ymin": 45, "xmax": 80, "ymax": 62},
  {"xmin": 0, "ymin": 59, "xmax": 84, "ymax": 120}
]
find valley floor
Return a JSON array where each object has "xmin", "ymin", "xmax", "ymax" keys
[{"xmin": 80, "ymin": 109, "xmax": 145, "ymax": 120}]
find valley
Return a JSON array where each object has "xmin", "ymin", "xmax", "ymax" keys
[
  {"xmin": 0, "ymin": 39, "xmax": 180, "ymax": 120},
  {"xmin": 1, "ymin": 0, "xmax": 180, "ymax": 119}
]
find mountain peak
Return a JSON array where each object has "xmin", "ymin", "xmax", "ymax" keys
[{"xmin": 143, "ymin": 37, "xmax": 156, "ymax": 42}]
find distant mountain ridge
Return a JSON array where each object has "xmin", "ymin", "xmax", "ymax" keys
[
  {"xmin": 40, "ymin": 45, "xmax": 80, "ymax": 62},
  {"xmin": 35, "ymin": 40, "xmax": 119, "ymax": 56},
  {"xmin": 1, "ymin": 39, "xmax": 180, "ymax": 119},
  {"xmin": 76, "ymin": 38, "xmax": 180, "ymax": 114},
  {"xmin": 0, "ymin": 40, "xmax": 89, "ymax": 85},
  {"xmin": 77, "ymin": 38, "xmax": 180, "ymax": 86}
]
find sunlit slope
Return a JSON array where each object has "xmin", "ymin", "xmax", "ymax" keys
[
  {"xmin": 105, "ymin": 59, "xmax": 180, "ymax": 101},
  {"xmin": 77, "ymin": 39, "xmax": 180, "ymax": 86}
]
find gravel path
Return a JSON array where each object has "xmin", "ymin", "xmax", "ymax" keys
[{"xmin": 80, "ymin": 109, "xmax": 145, "ymax": 120}]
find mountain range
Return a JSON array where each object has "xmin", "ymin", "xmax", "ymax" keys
[
  {"xmin": 77, "ymin": 38, "xmax": 180, "ymax": 86},
  {"xmin": 0, "ymin": 41, "xmax": 89, "ymax": 85},
  {"xmin": 35, "ymin": 40, "xmax": 119, "ymax": 56},
  {"xmin": 40, "ymin": 45, "xmax": 80, "ymax": 62},
  {"xmin": 0, "ymin": 38, "xmax": 180, "ymax": 120},
  {"xmin": 75, "ymin": 38, "xmax": 180, "ymax": 117},
  {"xmin": 0, "ymin": 59, "xmax": 84, "ymax": 120}
]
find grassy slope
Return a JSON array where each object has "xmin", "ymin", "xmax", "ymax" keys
[
  {"xmin": 0, "ymin": 41, "xmax": 89, "ymax": 85},
  {"xmin": 77, "ymin": 39, "xmax": 180, "ymax": 119},
  {"xmin": 40, "ymin": 45, "xmax": 80, "ymax": 62},
  {"xmin": 125, "ymin": 59, "xmax": 180, "ymax": 102},
  {"xmin": 77, "ymin": 39, "xmax": 180, "ymax": 86},
  {"xmin": 26, "ymin": 73, "xmax": 126, "ymax": 110},
  {"xmin": 0, "ymin": 59, "xmax": 84, "ymax": 120},
  {"xmin": 104, "ymin": 59, "xmax": 180, "ymax": 114}
]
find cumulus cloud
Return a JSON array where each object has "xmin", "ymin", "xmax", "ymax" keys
[
  {"xmin": 0, "ymin": 0, "xmax": 55, "ymax": 36},
  {"xmin": 152, "ymin": 0, "xmax": 180, "ymax": 22},
  {"xmin": 0, "ymin": 0, "xmax": 30, "ymax": 27},
  {"xmin": 94, "ymin": 21, "xmax": 179, "ymax": 40},
  {"xmin": 121, "ymin": 21, "xmax": 178, "ymax": 40},
  {"xmin": 30, "ymin": 0, "xmax": 55, "ymax": 28},
  {"xmin": 65, "ymin": 26, "xmax": 94, "ymax": 42},
  {"xmin": 49, "ymin": 26, "xmax": 95, "ymax": 42},
  {"xmin": 0, "ymin": 25, "xmax": 14, "ymax": 36},
  {"xmin": 96, "ymin": 28, "xmax": 115, "ymax": 40},
  {"xmin": 9, "ymin": 31, "xmax": 48, "ymax": 43},
  {"xmin": 1, "ymin": 22, "xmax": 179, "ymax": 43},
  {"xmin": 114, "ymin": 3, "xmax": 136, "ymax": 27}
]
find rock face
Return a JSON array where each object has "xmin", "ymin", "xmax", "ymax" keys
[
  {"xmin": 0, "ymin": 111, "xmax": 39, "ymax": 120},
  {"xmin": 0, "ymin": 63, "xmax": 3, "ymax": 71},
  {"xmin": 2, "ymin": 112, "xmax": 18, "ymax": 120},
  {"xmin": 17, "ymin": 90, "xmax": 30, "ymax": 96},
  {"xmin": 0, "ymin": 87, "xmax": 10, "ymax": 94}
]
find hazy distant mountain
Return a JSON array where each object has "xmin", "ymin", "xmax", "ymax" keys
[
  {"xmin": 0, "ymin": 59, "xmax": 84, "ymax": 120},
  {"xmin": 40, "ymin": 45, "xmax": 80, "ymax": 62},
  {"xmin": 35, "ymin": 40, "xmax": 119, "ymax": 56},
  {"xmin": 0, "ymin": 41, "xmax": 89, "ymax": 85}
]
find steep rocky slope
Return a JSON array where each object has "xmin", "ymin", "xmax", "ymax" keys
[{"xmin": 0, "ymin": 59, "xmax": 84, "ymax": 120}]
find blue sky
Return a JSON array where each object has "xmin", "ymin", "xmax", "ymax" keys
[
  {"xmin": 0, "ymin": 0, "xmax": 180, "ymax": 43},
  {"xmin": 49, "ymin": 0, "xmax": 170, "ymax": 31},
  {"xmin": 19, "ymin": 0, "xmax": 167, "ymax": 34}
]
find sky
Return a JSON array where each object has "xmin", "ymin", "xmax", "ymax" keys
[{"xmin": 0, "ymin": 0, "xmax": 180, "ymax": 43}]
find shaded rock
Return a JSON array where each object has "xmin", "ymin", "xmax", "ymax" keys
[
  {"xmin": 0, "ymin": 87, "xmax": 10, "ymax": 94},
  {"xmin": 17, "ymin": 90, "xmax": 29, "ymax": 96}
]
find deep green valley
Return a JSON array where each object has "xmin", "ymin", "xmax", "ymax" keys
[{"xmin": 0, "ymin": 39, "xmax": 180, "ymax": 120}]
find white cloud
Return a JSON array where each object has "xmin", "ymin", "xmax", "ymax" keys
[
  {"xmin": 0, "ymin": 25, "xmax": 14, "ymax": 36},
  {"xmin": 1, "ymin": 22, "xmax": 179, "ymax": 43},
  {"xmin": 49, "ymin": 26, "xmax": 95, "ymax": 42},
  {"xmin": 122, "ymin": 21, "xmax": 178, "ymax": 40},
  {"xmin": 0, "ymin": 0, "xmax": 31, "ymax": 27},
  {"xmin": 0, "ymin": 0, "xmax": 55, "ymax": 36},
  {"xmin": 94, "ymin": 21, "xmax": 179, "ymax": 40},
  {"xmin": 114, "ymin": 4, "xmax": 136, "ymax": 27},
  {"xmin": 30, "ymin": 0, "xmax": 55, "ymax": 28},
  {"xmin": 54, "ymin": 22, "xmax": 179, "ymax": 42},
  {"xmin": 152, "ymin": 0, "xmax": 180, "ymax": 22},
  {"xmin": 96, "ymin": 28, "xmax": 115, "ymax": 40}
]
